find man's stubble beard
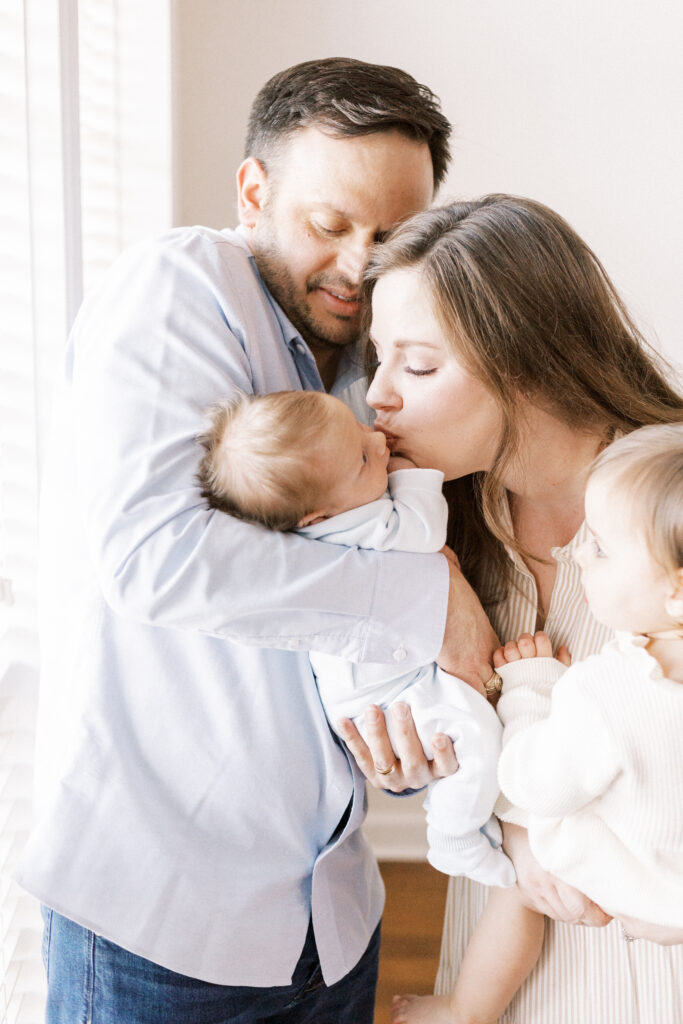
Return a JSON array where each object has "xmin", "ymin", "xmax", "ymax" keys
[{"xmin": 251, "ymin": 228, "xmax": 361, "ymax": 354}]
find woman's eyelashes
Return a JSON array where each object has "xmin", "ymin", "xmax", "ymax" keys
[
  {"xmin": 589, "ymin": 538, "xmax": 606, "ymax": 558},
  {"xmin": 405, "ymin": 366, "xmax": 437, "ymax": 376}
]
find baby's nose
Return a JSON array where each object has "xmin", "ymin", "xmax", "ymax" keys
[{"xmin": 372, "ymin": 429, "xmax": 387, "ymax": 452}]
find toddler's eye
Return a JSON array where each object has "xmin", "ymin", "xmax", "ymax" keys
[{"xmin": 362, "ymin": 452, "xmax": 368, "ymax": 465}]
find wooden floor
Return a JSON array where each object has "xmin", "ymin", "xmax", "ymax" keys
[{"xmin": 374, "ymin": 861, "xmax": 449, "ymax": 1024}]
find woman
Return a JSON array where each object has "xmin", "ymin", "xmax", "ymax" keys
[{"xmin": 339, "ymin": 195, "xmax": 683, "ymax": 1024}]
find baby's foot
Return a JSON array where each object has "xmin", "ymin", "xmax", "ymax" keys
[{"xmin": 391, "ymin": 993, "xmax": 458, "ymax": 1024}]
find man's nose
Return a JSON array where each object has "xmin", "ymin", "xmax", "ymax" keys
[{"xmin": 336, "ymin": 237, "xmax": 368, "ymax": 286}]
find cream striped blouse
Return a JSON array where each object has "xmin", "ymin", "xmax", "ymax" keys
[{"xmin": 436, "ymin": 520, "xmax": 683, "ymax": 1024}]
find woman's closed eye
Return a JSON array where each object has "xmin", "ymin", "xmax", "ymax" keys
[
  {"xmin": 406, "ymin": 366, "xmax": 437, "ymax": 377},
  {"xmin": 588, "ymin": 539, "xmax": 606, "ymax": 558}
]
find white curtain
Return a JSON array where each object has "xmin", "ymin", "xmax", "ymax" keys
[{"xmin": 0, "ymin": 2, "xmax": 171, "ymax": 1019}]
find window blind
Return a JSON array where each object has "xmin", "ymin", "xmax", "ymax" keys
[{"xmin": 0, "ymin": 3, "xmax": 171, "ymax": 1020}]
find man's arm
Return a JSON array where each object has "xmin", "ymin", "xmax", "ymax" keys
[{"xmin": 68, "ymin": 232, "xmax": 448, "ymax": 663}]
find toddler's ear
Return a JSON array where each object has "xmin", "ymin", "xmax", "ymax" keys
[
  {"xmin": 664, "ymin": 569, "xmax": 683, "ymax": 621},
  {"xmin": 297, "ymin": 510, "xmax": 329, "ymax": 528}
]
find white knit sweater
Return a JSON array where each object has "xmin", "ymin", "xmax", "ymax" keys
[{"xmin": 496, "ymin": 633, "xmax": 683, "ymax": 927}]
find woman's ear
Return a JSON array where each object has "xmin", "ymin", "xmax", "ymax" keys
[
  {"xmin": 297, "ymin": 510, "xmax": 329, "ymax": 528},
  {"xmin": 236, "ymin": 157, "xmax": 268, "ymax": 230},
  {"xmin": 664, "ymin": 568, "xmax": 683, "ymax": 621}
]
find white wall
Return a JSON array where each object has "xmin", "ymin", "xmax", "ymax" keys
[{"xmin": 171, "ymin": 0, "xmax": 683, "ymax": 857}]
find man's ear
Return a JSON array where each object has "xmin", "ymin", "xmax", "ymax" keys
[
  {"xmin": 665, "ymin": 568, "xmax": 683, "ymax": 621},
  {"xmin": 297, "ymin": 510, "xmax": 329, "ymax": 528},
  {"xmin": 236, "ymin": 157, "xmax": 268, "ymax": 229}
]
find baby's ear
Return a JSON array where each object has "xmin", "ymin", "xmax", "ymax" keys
[
  {"xmin": 297, "ymin": 510, "xmax": 329, "ymax": 528},
  {"xmin": 665, "ymin": 568, "xmax": 683, "ymax": 621}
]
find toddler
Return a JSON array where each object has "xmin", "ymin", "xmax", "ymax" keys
[
  {"xmin": 197, "ymin": 389, "xmax": 515, "ymax": 887},
  {"xmin": 392, "ymin": 422, "xmax": 683, "ymax": 1024}
]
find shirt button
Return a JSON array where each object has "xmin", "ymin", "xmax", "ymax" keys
[{"xmin": 393, "ymin": 645, "xmax": 407, "ymax": 663}]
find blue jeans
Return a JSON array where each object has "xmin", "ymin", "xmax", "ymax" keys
[{"xmin": 41, "ymin": 907, "xmax": 380, "ymax": 1023}]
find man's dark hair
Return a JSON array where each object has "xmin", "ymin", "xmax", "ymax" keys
[{"xmin": 245, "ymin": 57, "xmax": 452, "ymax": 191}]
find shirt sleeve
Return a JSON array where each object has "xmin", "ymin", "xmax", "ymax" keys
[
  {"xmin": 497, "ymin": 663, "xmax": 622, "ymax": 817},
  {"xmin": 68, "ymin": 232, "xmax": 449, "ymax": 664},
  {"xmin": 303, "ymin": 469, "xmax": 447, "ymax": 552}
]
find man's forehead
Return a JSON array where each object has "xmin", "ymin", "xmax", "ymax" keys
[{"xmin": 272, "ymin": 126, "xmax": 434, "ymax": 220}]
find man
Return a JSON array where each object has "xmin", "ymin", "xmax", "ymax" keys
[{"xmin": 17, "ymin": 58, "xmax": 494, "ymax": 1023}]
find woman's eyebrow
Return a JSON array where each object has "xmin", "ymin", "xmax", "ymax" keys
[{"xmin": 367, "ymin": 336, "xmax": 439, "ymax": 350}]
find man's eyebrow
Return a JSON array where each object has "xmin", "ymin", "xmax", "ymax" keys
[{"xmin": 308, "ymin": 202, "xmax": 350, "ymax": 219}]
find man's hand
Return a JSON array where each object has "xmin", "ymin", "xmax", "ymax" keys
[
  {"xmin": 437, "ymin": 553, "xmax": 499, "ymax": 696},
  {"xmin": 337, "ymin": 703, "xmax": 459, "ymax": 791}
]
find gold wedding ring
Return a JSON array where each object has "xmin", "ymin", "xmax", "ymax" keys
[
  {"xmin": 484, "ymin": 671, "xmax": 503, "ymax": 696},
  {"xmin": 374, "ymin": 762, "xmax": 396, "ymax": 776}
]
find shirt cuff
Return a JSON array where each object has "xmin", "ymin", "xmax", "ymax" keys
[{"xmin": 361, "ymin": 549, "xmax": 449, "ymax": 667}]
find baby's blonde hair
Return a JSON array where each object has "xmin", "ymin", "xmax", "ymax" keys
[
  {"xmin": 197, "ymin": 390, "xmax": 337, "ymax": 531},
  {"xmin": 588, "ymin": 423, "xmax": 683, "ymax": 578}
]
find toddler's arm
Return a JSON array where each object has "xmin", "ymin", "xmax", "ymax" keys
[{"xmin": 497, "ymin": 641, "xmax": 621, "ymax": 818}]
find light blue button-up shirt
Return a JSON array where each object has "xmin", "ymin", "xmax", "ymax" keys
[{"xmin": 16, "ymin": 227, "xmax": 448, "ymax": 985}]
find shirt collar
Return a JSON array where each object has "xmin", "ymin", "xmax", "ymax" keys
[{"xmin": 230, "ymin": 224, "xmax": 367, "ymax": 393}]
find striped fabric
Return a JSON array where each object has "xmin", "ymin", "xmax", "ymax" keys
[{"xmin": 436, "ymin": 520, "xmax": 683, "ymax": 1023}]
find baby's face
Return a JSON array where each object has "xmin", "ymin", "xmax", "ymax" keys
[
  {"xmin": 575, "ymin": 476, "xmax": 674, "ymax": 634},
  {"xmin": 316, "ymin": 398, "xmax": 390, "ymax": 517}
]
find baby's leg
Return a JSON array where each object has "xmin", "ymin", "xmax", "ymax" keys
[
  {"xmin": 401, "ymin": 671, "xmax": 513, "ymax": 885},
  {"xmin": 391, "ymin": 887, "xmax": 544, "ymax": 1024}
]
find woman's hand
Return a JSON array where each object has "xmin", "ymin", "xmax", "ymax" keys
[
  {"xmin": 618, "ymin": 915, "xmax": 683, "ymax": 945},
  {"xmin": 437, "ymin": 555, "xmax": 499, "ymax": 697},
  {"xmin": 503, "ymin": 822, "xmax": 612, "ymax": 926},
  {"xmin": 337, "ymin": 703, "xmax": 459, "ymax": 792}
]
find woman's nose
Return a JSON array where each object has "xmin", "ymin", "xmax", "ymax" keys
[{"xmin": 366, "ymin": 365, "xmax": 400, "ymax": 411}]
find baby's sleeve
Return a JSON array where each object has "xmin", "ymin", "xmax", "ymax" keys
[{"xmin": 498, "ymin": 666, "xmax": 621, "ymax": 818}]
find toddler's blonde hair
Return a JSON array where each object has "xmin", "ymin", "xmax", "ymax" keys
[
  {"xmin": 197, "ymin": 390, "xmax": 336, "ymax": 531},
  {"xmin": 588, "ymin": 423, "xmax": 683, "ymax": 577}
]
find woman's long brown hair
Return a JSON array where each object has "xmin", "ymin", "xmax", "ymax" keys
[{"xmin": 363, "ymin": 196, "xmax": 683, "ymax": 601}]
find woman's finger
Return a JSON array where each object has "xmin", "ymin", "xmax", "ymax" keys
[{"xmin": 492, "ymin": 646, "xmax": 507, "ymax": 668}]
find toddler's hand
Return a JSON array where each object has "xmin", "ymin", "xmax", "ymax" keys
[
  {"xmin": 388, "ymin": 454, "xmax": 417, "ymax": 472},
  {"xmin": 493, "ymin": 630, "xmax": 571, "ymax": 668}
]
